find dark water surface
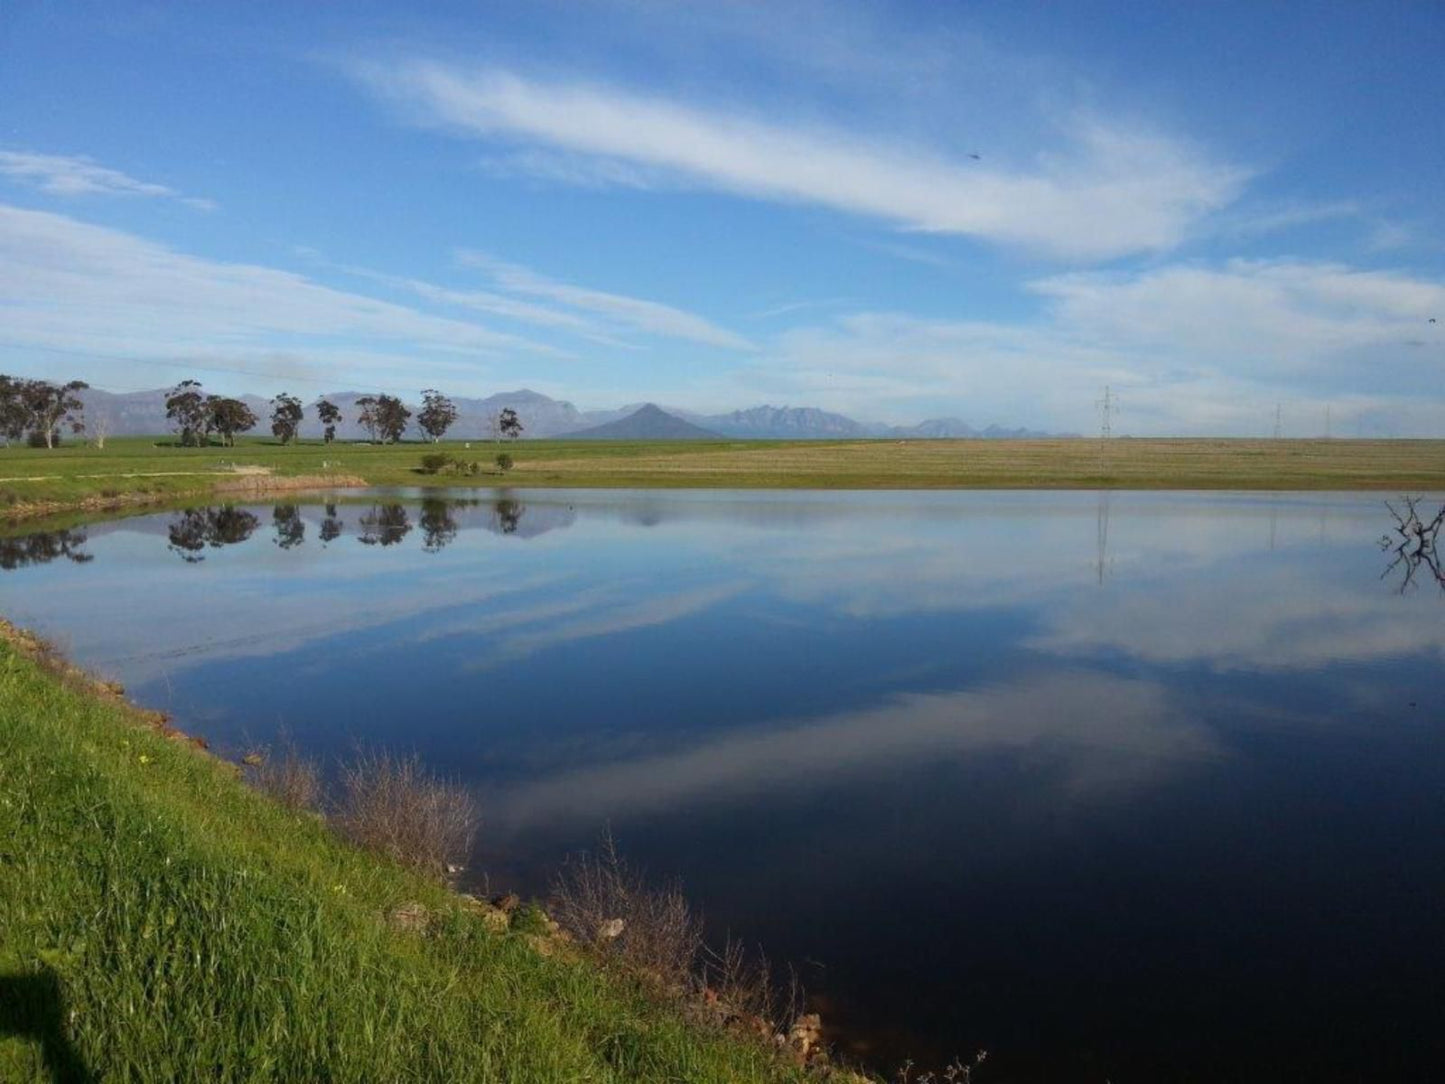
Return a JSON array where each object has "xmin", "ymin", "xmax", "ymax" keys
[{"xmin": 5, "ymin": 489, "xmax": 1444, "ymax": 1082}]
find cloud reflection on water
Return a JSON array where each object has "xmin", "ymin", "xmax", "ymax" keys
[
  {"xmin": 3, "ymin": 489, "xmax": 1439, "ymax": 706},
  {"xmin": 488, "ymin": 670, "xmax": 1218, "ymax": 833}
]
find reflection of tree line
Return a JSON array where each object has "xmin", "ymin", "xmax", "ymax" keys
[
  {"xmin": 0, "ymin": 527, "xmax": 92, "ymax": 569},
  {"xmin": 167, "ymin": 507, "xmax": 261, "ymax": 563},
  {"xmin": 147, "ymin": 498, "xmax": 534, "ymax": 561},
  {"xmin": 8, "ymin": 499, "xmax": 1445, "ymax": 587}
]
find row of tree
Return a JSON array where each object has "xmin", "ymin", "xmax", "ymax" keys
[
  {"xmin": 163, "ymin": 382, "xmax": 523, "ymax": 446},
  {"xmin": 0, "ymin": 375, "xmax": 89, "ymax": 448},
  {"xmin": 1, "ymin": 374, "xmax": 526, "ymax": 449},
  {"xmin": 164, "ymin": 381, "xmax": 338, "ymax": 447}
]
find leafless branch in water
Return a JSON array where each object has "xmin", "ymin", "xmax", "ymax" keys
[{"xmin": 1379, "ymin": 497, "xmax": 1445, "ymax": 594}]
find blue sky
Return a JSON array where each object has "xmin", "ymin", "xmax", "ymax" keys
[{"xmin": 1, "ymin": 0, "xmax": 1442, "ymax": 434}]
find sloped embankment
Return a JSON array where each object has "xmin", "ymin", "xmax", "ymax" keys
[{"xmin": 0, "ymin": 622, "xmax": 821, "ymax": 1083}]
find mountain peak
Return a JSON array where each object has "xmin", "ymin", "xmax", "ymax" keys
[{"xmin": 559, "ymin": 404, "xmax": 722, "ymax": 441}]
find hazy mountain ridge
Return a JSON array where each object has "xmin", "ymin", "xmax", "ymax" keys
[
  {"xmin": 696, "ymin": 405, "xmax": 871, "ymax": 439},
  {"xmin": 73, "ymin": 387, "xmax": 1070, "ymax": 441},
  {"xmin": 558, "ymin": 403, "xmax": 723, "ymax": 441}
]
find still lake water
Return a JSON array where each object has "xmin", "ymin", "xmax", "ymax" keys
[{"xmin": 4, "ymin": 488, "xmax": 1444, "ymax": 1081}]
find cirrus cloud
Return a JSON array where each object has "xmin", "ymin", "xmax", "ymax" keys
[
  {"xmin": 351, "ymin": 60, "xmax": 1249, "ymax": 262},
  {"xmin": 0, "ymin": 149, "xmax": 216, "ymax": 210}
]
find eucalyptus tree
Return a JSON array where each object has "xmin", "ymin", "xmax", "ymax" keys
[
  {"xmin": 208, "ymin": 397, "xmax": 257, "ymax": 447},
  {"xmin": 418, "ymin": 389, "xmax": 458, "ymax": 442},
  {"xmin": 270, "ymin": 393, "xmax": 304, "ymax": 444},
  {"xmin": 33, "ymin": 379, "xmax": 88, "ymax": 448},
  {"xmin": 316, "ymin": 398, "xmax": 342, "ymax": 443},
  {"xmin": 356, "ymin": 396, "xmax": 380, "ymax": 442},
  {"xmin": 373, "ymin": 394, "xmax": 411, "ymax": 444},
  {"xmin": 498, "ymin": 407, "xmax": 523, "ymax": 441},
  {"xmin": 4, "ymin": 378, "xmax": 89, "ymax": 448},
  {"xmin": 0, "ymin": 375, "xmax": 29, "ymax": 444},
  {"xmin": 166, "ymin": 380, "xmax": 211, "ymax": 446}
]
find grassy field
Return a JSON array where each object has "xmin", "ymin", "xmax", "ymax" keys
[
  {"xmin": 0, "ymin": 628, "xmax": 819, "ymax": 1083},
  {"xmin": 2, "ymin": 435, "xmax": 1444, "ymax": 521}
]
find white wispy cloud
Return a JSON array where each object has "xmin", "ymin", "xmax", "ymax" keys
[
  {"xmin": 475, "ymin": 148, "xmax": 666, "ymax": 190},
  {"xmin": 736, "ymin": 257, "xmax": 1445, "ymax": 433},
  {"xmin": 322, "ymin": 260, "xmax": 613, "ymax": 338},
  {"xmin": 353, "ymin": 60, "xmax": 1248, "ymax": 261},
  {"xmin": 0, "ymin": 149, "xmax": 215, "ymax": 209},
  {"xmin": 1213, "ymin": 198, "xmax": 1364, "ymax": 239},
  {"xmin": 456, "ymin": 250, "xmax": 756, "ymax": 350},
  {"xmin": 0, "ymin": 204, "xmax": 564, "ymax": 388}
]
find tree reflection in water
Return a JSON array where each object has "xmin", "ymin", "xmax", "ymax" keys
[
  {"xmin": 420, "ymin": 498, "xmax": 459, "ymax": 553},
  {"xmin": 0, "ymin": 527, "xmax": 93, "ymax": 570},
  {"xmin": 166, "ymin": 507, "xmax": 260, "ymax": 563},
  {"xmin": 319, "ymin": 503, "xmax": 344, "ymax": 544},
  {"xmin": 272, "ymin": 504, "xmax": 305, "ymax": 550},
  {"xmin": 494, "ymin": 498, "xmax": 523, "ymax": 535},
  {"xmin": 358, "ymin": 503, "xmax": 411, "ymax": 547},
  {"xmin": 25, "ymin": 495, "xmax": 550, "ymax": 568}
]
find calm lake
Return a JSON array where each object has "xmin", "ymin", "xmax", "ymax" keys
[{"xmin": 4, "ymin": 488, "xmax": 1443, "ymax": 1081}]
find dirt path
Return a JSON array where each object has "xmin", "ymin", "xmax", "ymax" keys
[{"xmin": 0, "ymin": 470, "xmax": 251, "ymax": 482}]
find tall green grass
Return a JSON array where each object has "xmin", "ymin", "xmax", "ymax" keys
[{"xmin": 0, "ymin": 639, "xmax": 811, "ymax": 1082}]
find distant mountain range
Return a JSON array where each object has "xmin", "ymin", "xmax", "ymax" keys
[
  {"xmin": 560, "ymin": 403, "xmax": 723, "ymax": 440},
  {"xmin": 75, "ymin": 387, "xmax": 1072, "ymax": 441}
]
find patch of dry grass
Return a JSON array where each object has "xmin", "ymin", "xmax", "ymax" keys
[
  {"xmin": 244, "ymin": 734, "xmax": 322, "ymax": 812},
  {"xmin": 551, "ymin": 834, "xmax": 703, "ymax": 990},
  {"xmin": 334, "ymin": 748, "xmax": 478, "ymax": 879}
]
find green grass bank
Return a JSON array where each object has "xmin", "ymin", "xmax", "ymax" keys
[
  {"xmin": 0, "ymin": 627, "xmax": 821, "ymax": 1083},
  {"xmin": 4, "ymin": 435, "xmax": 1445, "ymax": 522}
]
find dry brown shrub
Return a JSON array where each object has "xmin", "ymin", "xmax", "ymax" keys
[
  {"xmin": 335, "ymin": 748, "xmax": 477, "ymax": 878},
  {"xmin": 549, "ymin": 833, "xmax": 702, "ymax": 990},
  {"xmin": 700, "ymin": 936, "xmax": 803, "ymax": 1037},
  {"xmin": 245, "ymin": 734, "xmax": 321, "ymax": 812}
]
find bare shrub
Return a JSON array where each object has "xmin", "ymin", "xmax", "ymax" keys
[
  {"xmin": 335, "ymin": 749, "xmax": 477, "ymax": 878},
  {"xmin": 896, "ymin": 1050, "xmax": 990, "ymax": 1084},
  {"xmin": 245, "ymin": 734, "xmax": 321, "ymax": 812},
  {"xmin": 550, "ymin": 833, "xmax": 702, "ymax": 990},
  {"xmin": 700, "ymin": 936, "xmax": 804, "ymax": 1037}
]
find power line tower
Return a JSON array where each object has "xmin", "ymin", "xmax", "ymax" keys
[
  {"xmin": 1097, "ymin": 385, "xmax": 1116, "ymax": 440},
  {"xmin": 1273, "ymin": 403, "xmax": 1282, "ymax": 439},
  {"xmin": 1324, "ymin": 405, "xmax": 1332, "ymax": 439},
  {"xmin": 1095, "ymin": 385, "xmax": 1118, "ymax": 480}
]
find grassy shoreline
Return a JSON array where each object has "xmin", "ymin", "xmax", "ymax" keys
[
  {"xmin": 0, "ymin": 621, "xmax": 831, "ymax": 1083},
  {"xmin": 3, "ymin": 435, "xmax": 1445, "ymax": 523}
]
